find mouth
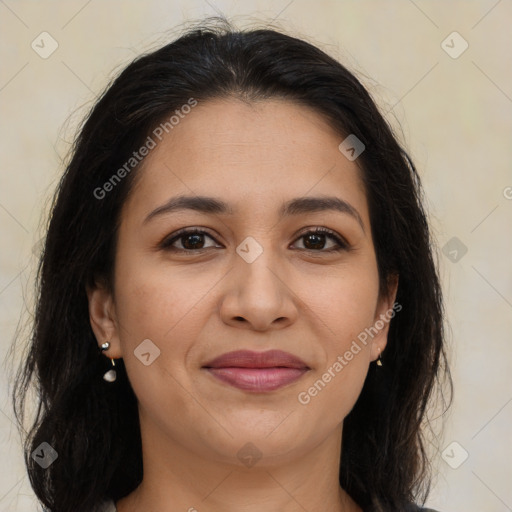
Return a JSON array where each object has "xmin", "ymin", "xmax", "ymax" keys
[{"xmin": 202, "ymin": 350, "xmax": 310, "ymax": 392}]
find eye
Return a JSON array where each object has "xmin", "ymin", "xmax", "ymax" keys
[
  {"xmin": 159, "ymin": 228, "xmax": 221, "ymax": 252},
  {"xmin": 291, "ymin": 227, "xmax": 349, "ymax": 252}
]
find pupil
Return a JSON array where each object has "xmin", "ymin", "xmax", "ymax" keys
[
  {"xmin": 183, "ymin": 234, "xmax": 204, "ymax": 249},
  {"xmin": 306, "ymin": 233, "xmax": 324, "ymax": 249}
]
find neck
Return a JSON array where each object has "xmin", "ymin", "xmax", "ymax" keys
[{"xmin": 116, "ymin": 414, "xmax": 361, "ymax": 512}]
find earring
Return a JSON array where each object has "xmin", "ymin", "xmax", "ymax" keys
[
  {"xmin": 376, "ymin": 347, "xmax": 383, "ymax": 367},
  {"xmin": 103, "ymin": 359, "xmax": 117, "ymax": 382},
  {"xmin": 100, "ymin": 341, "xmax": 117, "ymax": 382}
]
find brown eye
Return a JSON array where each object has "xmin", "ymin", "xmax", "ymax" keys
[
  {"xmin": 292, "ymin": 228, "xmax": 349, "ymax": 252},
  {"xmin": 160, "ymin": 229, "xmax": 220, "ymax": 252}
]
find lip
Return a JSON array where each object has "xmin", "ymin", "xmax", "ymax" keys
[{"xmin": 202, "ymin": 350, "xmax": 310, "ymax": 392}]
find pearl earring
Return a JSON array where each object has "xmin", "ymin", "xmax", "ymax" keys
[{"xmin": 100, "ymin": 341, "xmax": 117, "ymax": 382}]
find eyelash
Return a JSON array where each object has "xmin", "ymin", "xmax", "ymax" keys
[{"xmin": 159, "ymin": 227, "xmax": 350, "ymax": 254}]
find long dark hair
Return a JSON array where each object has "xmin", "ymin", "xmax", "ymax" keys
[{"xmin": 11, "ymin": 17, "xmax": 451, "ymax": 512}]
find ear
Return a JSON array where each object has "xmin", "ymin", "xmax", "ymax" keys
[
  {"xmin": 370, "ymin": 274, "xmax": 400, "ymax": 362},
  {"xmin": 86, "ymin": 279, "xmax": 122, "ymax": 359}
]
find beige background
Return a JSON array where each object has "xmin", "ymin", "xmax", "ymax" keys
[{"xmin": 1, "ymin": 1, "xmax": 511, "ymax": 511}]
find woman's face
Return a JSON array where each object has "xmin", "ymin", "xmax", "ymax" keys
[{"xmin": 89, "ymin": 97, "xmax": 396, "ymax": 467}]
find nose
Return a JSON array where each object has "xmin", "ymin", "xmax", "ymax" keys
[{"xmin": 219, "ymin": 250, "xmax": 299, "ymax": 332}]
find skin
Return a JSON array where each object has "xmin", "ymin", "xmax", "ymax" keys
[{"xmin": 88, "ymin": 97, "xmax": 398, "ymax": 512}]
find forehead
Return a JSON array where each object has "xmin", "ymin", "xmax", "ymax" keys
[{"xmin": 123, "ymin": 97, "xmax": 369, "ymax": 225}]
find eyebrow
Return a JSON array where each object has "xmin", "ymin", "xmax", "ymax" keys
[{"xmin": 143, "ymin": 194, "xmax": 365, "ymax": 231}]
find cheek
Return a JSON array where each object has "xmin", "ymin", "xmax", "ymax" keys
[
  {"xmin": 111, "ymin": 267, "xmax": 202, "ymax": 416},
  {"xmin": 297, "ymin": 272, "xmax": 378, "ymax": 415},
  {"xmin": 302, "ymin": 258, "xmax": 380, "ymax": 344},
  {"xmin": 294, "ymin": 259, "xmax": 379, "ymax": 417},
  {"xmin": 113, "ymin": 251, "xmax": 209, "ymax": 340},
  {"xmin": 111, "ymin": 256, "xmax": 188, "ymax": 384}
]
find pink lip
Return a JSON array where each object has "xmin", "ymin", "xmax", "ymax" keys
[{"xmin": 203, "ymin": 350, "xmax": 310, "ymax": 392}]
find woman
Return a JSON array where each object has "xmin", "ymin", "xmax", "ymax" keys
[{"xmin": 13, "ymin": 17, "xmax": 451, "ymax": 512}]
